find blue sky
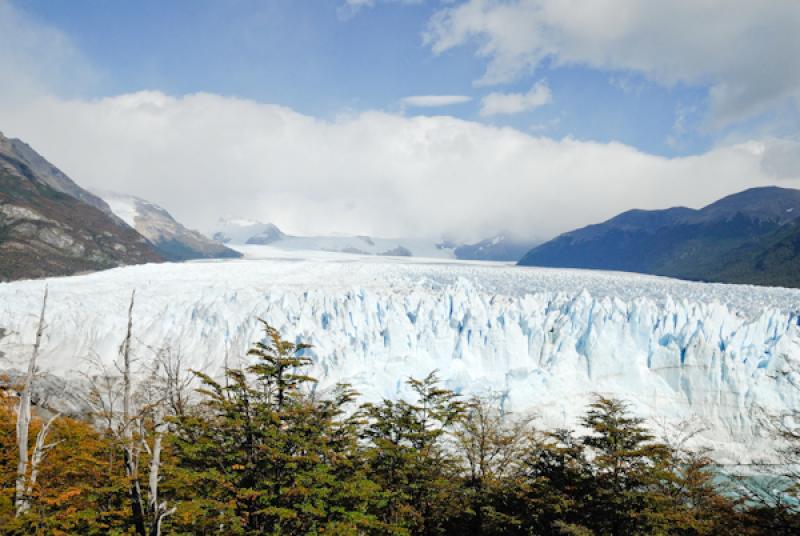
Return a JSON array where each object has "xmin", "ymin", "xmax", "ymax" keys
[
  {"xmin": 12, "ymin": 0, "xmax": 728, "ymax": 156},
  {"xmin": 1, "ymin": 1, "xmax": 799, "ymax": 240}
]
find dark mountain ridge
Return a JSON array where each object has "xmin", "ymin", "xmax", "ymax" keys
[{"xmin": 519, "ymin": 187, "xmax": 800, "ymax": 288}]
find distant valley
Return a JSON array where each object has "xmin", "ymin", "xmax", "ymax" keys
[
  {"xmin": 4, "ymin": 131, "xmax": 799, "ymax": 288},
  {"xmin": 211, "ymin": 218, "xmax": 538, "ymax": 262}
]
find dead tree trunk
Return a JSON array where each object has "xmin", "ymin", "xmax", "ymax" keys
[
  {"xmin": 121, "ymin": 290, "xmax": 147, "ymax": 536},
  {"xmin": 147, "ymin": 404, "xmax": 175, "ymax": 536},
  {"xmin": 15, "ymin": 286, "xmax": 47, "ymax": 516},
  {"xmin": 25, "ymin": 412, "xmax": 61, "ymax": 501}
]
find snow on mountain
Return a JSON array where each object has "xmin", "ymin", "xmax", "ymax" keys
[
  {"xmin": 212, "ymin": 218, "xmax": 286, "ymax": 245},
  {"xmin": 0, "ymin": 133, "xmax": 161, "ymax": 280},
  {"xmin": 210, "ymin": 218, "xmax": 456, "ymax": 258},
  {"xmin": 454, "ymin": 233, "xmax": 540, "ymax": 262},
  {"xmin": 101, "ymin": 193, "xmax": 241, "ymax": 261},
  {"xmin": 1, "ymin": 248, "xmax": 798, "ymax": 463}
]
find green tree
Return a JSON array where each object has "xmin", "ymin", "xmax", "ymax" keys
[
  {"xmin": 512, "ymin": 428, "xmax": 592, "ymax": 535},
  {"xmin": 361, "ymin": 371, "xmax": 465, "ymax": 536},
  {"xmin": 450, "ymin": 395, "xmax": 533, "ymax": 535},
  {"xmin": 579, "ymin": 396, "xmax": 674, "ymax": 535},
  {"xmin": 167, "ymin": 320, "xmax": 383, "ymax": 535}
]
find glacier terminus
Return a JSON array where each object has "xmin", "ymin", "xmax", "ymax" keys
[{"xmin": 1, "ymin": 246, "xmax": 798, "ymax": 464}]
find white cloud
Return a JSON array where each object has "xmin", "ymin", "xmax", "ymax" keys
[
  {"xmin": 425, "ymin": 0, "xmax": 800, "ymax": 126},
  {"xmin": 1, "ymin": 90, "xmax": 796, "ymax": 243},
  {"xmin": 401, "ymin": 95, "xmax": 472, "ymax": 107},
  {"xmin": 760, "ymin": 139, "xmax": 800, "ymax": 180},
  {"xmin": 339, "ymin": 0, "xmax": 425, "ymax": 18},
  {"xmin": 480, "ymin": 80, "xmax": 551, "ymax": 116},
  {"xmin": 0, "ymin": 0, "xmax": 797, "ymax": 243}
]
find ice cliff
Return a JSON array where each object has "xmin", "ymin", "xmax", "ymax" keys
[{"xmin": 1, "ymin": 248, "xmax": 798, "ymax": 462}]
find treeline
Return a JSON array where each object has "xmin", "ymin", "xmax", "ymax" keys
[{"xmin": 2, "ymin": 319, "xmax": 799, "ymax": 535}]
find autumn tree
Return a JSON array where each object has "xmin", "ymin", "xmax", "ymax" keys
[{"xmin": 0, "ymin": 396, "xmax": 130, "ymax": 535}]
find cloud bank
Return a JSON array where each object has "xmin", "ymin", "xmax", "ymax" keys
[
  {"xmin": 0, "ymin": 0, "xmax": 798, "ymax": 243},
  {"xmin": 426, "ymin": 0, "xmax": 800, "ymax": 126},
  {"xmin": 1, "ymin": 90, "xmax": 795, "ymax": 242}
]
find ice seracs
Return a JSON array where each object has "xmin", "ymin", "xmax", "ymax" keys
[{"xmin": 0, "ymin": 247, "xmax": 798, "ymax": 463}]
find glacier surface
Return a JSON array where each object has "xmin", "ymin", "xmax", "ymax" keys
[{"xmin": 1, "ymin": 247, "xmax": 799, "ymax": 462}]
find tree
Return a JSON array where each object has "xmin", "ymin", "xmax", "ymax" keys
[
  {"xmin": 168, "ymin": 319, "xmax": 384, "ymax": 534},
  {"xmin": 451, "ymin": 395, "xmax": 533, "ymax": 535},
  {"xmin": 0, "ymin": 395, "xmax": 131, "ymax": 535},
  {"xmin": 507, "ymin": 427, "xmax": 592, "ymax": 535},
  {"xmin": 579, "ymin": 396, "xmax": 674, "ymax": 535},
  {"xmin": 81, "ymin": 290, "xmax": 176, "ymax": 536},
  {"xmin": 14, "ymin": 286, "xmax": 60, "ymax": 517},
  {"xmin": 361, "ymin": 371, "xmax": 466, "ymax": 535}
]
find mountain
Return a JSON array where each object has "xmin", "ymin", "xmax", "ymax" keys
[
  {"xmin": 0, "ymin": 132, "xmax": 161, "ymax": 281},
  {"xmin": 519, "ymin": 187, "xmax": 800, "ymax": 287},
  {"xmin": 2, "ymin": 136, "xmax": 111, "ymax": 214},
  {"xmin": 212, "ymin": 218, "xmax": 538, "ymax": 261},
  {"xmin": 1, "ymin": 251, "xmax": 797, "ymax": 463},
  {"xmin": 211, "ymin": 218, "xmax": 456, "ymax": 258},
  {"xmin": 212, "ymin": 218, "xmax": 286, "ymax": 245},
  {"xmin": 100, "ymin": 192, "xmax": 241, "ymax": 261},
  {"xmin": 454, "ymin": 233, "xmax": 540, "ymax": 262}
]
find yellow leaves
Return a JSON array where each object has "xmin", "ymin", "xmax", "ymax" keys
[
  {"xmin": 181, "ymin": 509, "xmax": 194, "ymax": 524},
  {"xmin": 42, "ymin": 486, "xmax": 81, "ymax": 506}
]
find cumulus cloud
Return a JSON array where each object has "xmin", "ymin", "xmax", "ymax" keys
[
  {"xmin": 425, "ymin": 0, "xmax": 800, "ymax": 126},
  {"xmin": 1, "ymin": 90, "xmax": 795, "ymax": 242},
  {"xmin": 0, "ymin": 0, "xmax": 797, "ymax": 243},
  {"xmin": 480, "ymin": 80, "xmax": 551, "ymax": 116},
  {"xmin": 401, "ymin": 95, "xmax": 472, "ymax": 107}
]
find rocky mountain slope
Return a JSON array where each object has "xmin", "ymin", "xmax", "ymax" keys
[
  {"xmin": 0, "ymin": 132, "xmax": 161, "ymax": 281},
  {"xmin": 519, "ymin": 187, "xmax": 800, "ymax": 287},
  {"xmin": 101, "ymin": 192, "xmax": 241, "ymax": 261},
  {"xmin": 454, "ymin": 233, "xmax": 539, "ymax": 261}
]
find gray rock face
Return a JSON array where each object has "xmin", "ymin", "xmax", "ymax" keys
[
  {"xmin": 244, "ymin": 225, "xmax": 286, "ymax": 245},
  {"xmin": 1, "ymin": 134, "xmax": 112, "ymax": 214},
  {"xmin": 0, "ymin": 131, "xmax": 163, "ymax": 281},
  {"xmin": 380, "ymin": 246, "xmax": 413, "ymax": 257}
]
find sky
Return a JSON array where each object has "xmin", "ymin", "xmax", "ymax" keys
[{"xmin": 1, "ymin": 0, "xmax": 799, "ymax": 241}]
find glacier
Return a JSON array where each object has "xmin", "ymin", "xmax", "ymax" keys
[{"xmin": 1, "ymin": 246, "xmax": 799, "ymax": 463}]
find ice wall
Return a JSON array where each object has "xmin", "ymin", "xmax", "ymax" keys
[{"xmin": 1, "ymin": 251, "xmax": 798, "ymax": 462}]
